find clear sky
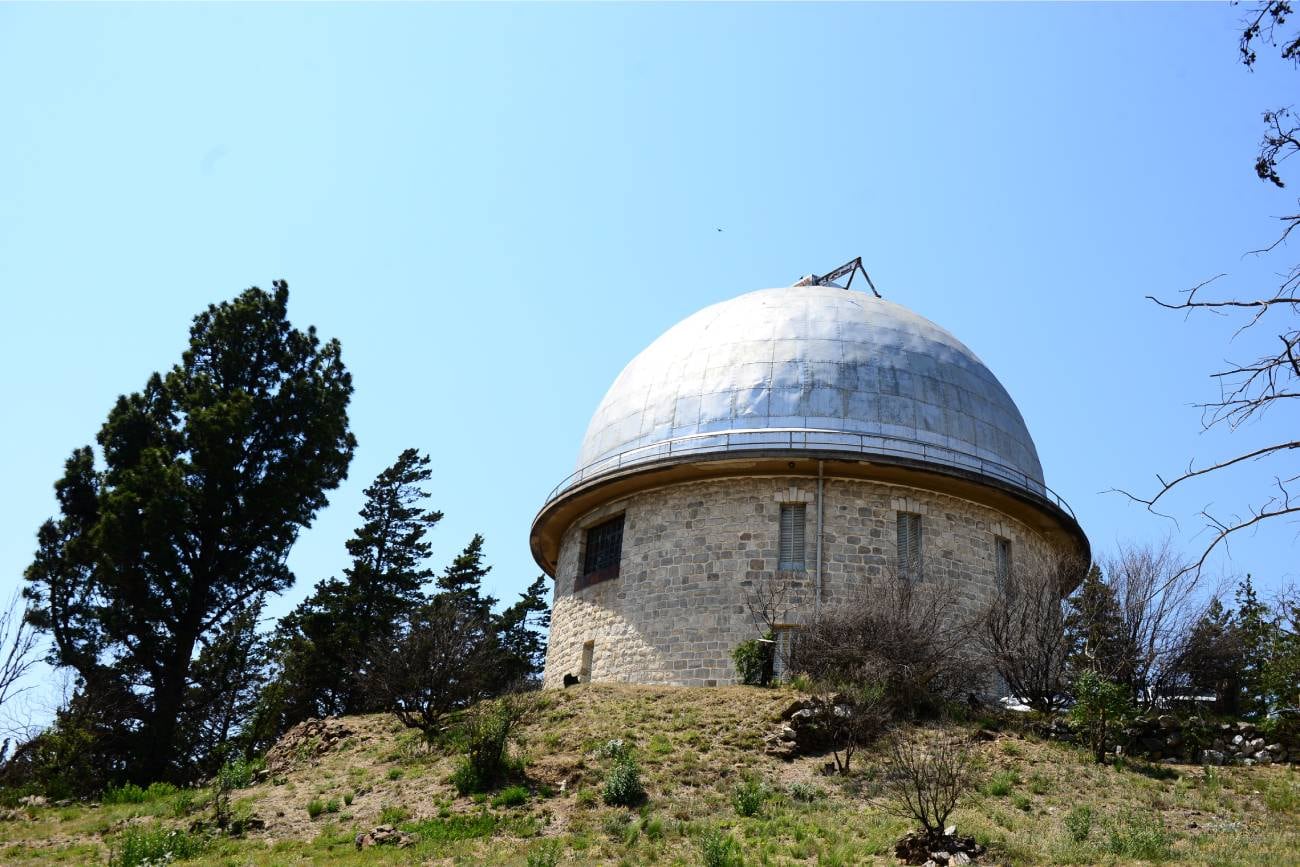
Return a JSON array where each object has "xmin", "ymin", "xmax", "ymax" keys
[{"xmin": 2, "ymin": 2, "xmax": 1297, "ymax": 693}]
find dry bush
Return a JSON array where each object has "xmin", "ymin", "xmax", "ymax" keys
[
  {"xmin": 815, "ymin": 680, "xmax": 891, "ymax": 775},
  {"xmin": 977, "ymin": 552, "xmax": 1085, "ymax": 712},
  {"xmin": 1101, "ymin": 541, "xmax": 1209, "ymax": 706},
  {"xmin": 882, "ymin": 729, "xmax": 975, "ymax": 838},
  {"xmin": 793, "ymin": 564, "xmax": 982, "ymax": 718}
]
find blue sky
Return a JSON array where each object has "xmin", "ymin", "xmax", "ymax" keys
[{"xmin": 2, "ymin": 1, "xmax": 1297, "ymax": 676}]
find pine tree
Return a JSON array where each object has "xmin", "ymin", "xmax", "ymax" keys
[
  {"xmin": 1179, "ymin": 597, "xmax": 1243, "ymax": 715},
  {"xmin": 270, "ymin": 449, "xmax": 442, "ymax": 727},
  {"xmin": 496, "ymin": 575, "xmax": 551, "ymax": 685},
  {"xmin": 1064, "ymin": 564, "xmax": 1137, "ymax": 694},
  {"xmin": 23, "ymin": 282, "xmax": 354, "ymax": 785},
  {"xmin": 1235, "ymin": 576, "xmax": 1281, "ymax": 717},
  {"xmin": 437, "ymin": 534, "xmax": 496, "ymax": 620}
]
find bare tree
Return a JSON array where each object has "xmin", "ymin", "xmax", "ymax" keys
[
  {"xmin": 742, "ymin": 574, "xmax": 799, "ymax": 682},
  {"xmin": 0, "ymin": 592, "xmax": 41, "ymax": 759},
  {"xmin": 1126, "ymin": 3, "xmax": 1300, "ymax": 570},
  {"xmin": 977, "ymin": 553, "xmax": 1085, "ymax": 713},
  {"xmin": 881, "ymin": 729, "xmax": 974, "ymax": 841},
  {"xmin": 809, "ymin": 681, "xmax": 891, "ymax": 775},
  {"xmin": 1102, "ymin": 541, "xmax": 1210, "ymax": 706},
  {"xmin": 794, "ymin": 561, "xmax": 982, "ymax": 718}
]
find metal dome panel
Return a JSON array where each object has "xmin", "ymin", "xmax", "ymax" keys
[{"xmin": 561, "ymin": 285, "xmax": 1050, "ymax": 504}]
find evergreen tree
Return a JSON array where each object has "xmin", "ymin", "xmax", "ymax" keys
[
  {"xmin": 182, "ymin": 599, "xmax": 273, "ymax": 773},
  {"xmin": 23, "ymin": 282, "xmax": 354, "ymax": 785},
  {"xmin": 1064, "ymin": 564, "xmax": 1137, "ymax": 693},
  {"xmin": 1179, "ymin": 597, "xmax": 1243, "ymax": 715},
  {"xmin": 270, "ymin": 449, "xmax": 442, "ymax": 727},
  {"xmin": 1232, "ymin": 576, "xmax": 1298, "ymax": 716},
  {"xmin": 438, "ymin": 534, "xmax": 496, "ymax": 620},
  {"xmin": 496, "ymin": 575, "xmax": 551, "ymax": 685}
]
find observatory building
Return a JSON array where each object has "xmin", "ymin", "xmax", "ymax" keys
[{"xmin": 531, "ymin": 261, "xmax": 1088, "ymax": 687}]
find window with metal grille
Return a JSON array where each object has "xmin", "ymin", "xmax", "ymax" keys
[
  {"xmin": 995, "ymin": 536, "xmax": 1013, "ymax": 591},
  {"xmin": 579, "ymin": 514, "xmax": 624, "ymax": 589},
  {"xmin": 896, "ymin": 512, "xmax": 923, "ymax": 581},
  {"xmin": 778, "ymin": 504, "xmax": 806, "ymax": 571}
]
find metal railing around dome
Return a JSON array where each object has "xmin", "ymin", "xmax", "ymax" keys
[{"xmin": 543, "ymin": 427, "xmax": 1077, "ymax": 520}]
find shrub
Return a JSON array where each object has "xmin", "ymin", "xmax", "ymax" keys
[
  {"xmin": 574, "ymin": 787, "xmax": 598, "ymax": 808},
  {"xmin": 217, "ymin": 756, "xmax": 263, "ymax": 790},
  {"xmin": 595, "ymin": 738, "xmax": 632, "ymax": 762},
  {"xmin": 306, "ymin": 798, "xmax": 325, "ymax": 819},
  {"xmin": 343, "ymin": 791, "xmax": 354, "ymax": 806},
  {"xmin": 109, "ymin": 825, "xmax": 205, "ymax": 867},
  {"xmin": 379, "ymin": 804, "xmax": 411, "ymax": 824},
  {"xmin": 1064, "ymin": 805, "xmax": 1093, "ymax": 843},
  {"xmin": 982, "ymin": 770, "xmax": 1016, "ymax": 797},
  {"xmin": 732, "ymin": 637, "xmax": 771, "ymax": 686},
  {"xmin": 171, "ymin": 790, "xmax": 198, "ymax": 817},
  {"xmin": 602, "ymin": 759, "xmax": 646, "ymax": 807},
  {"xmin": 104, "ymin": 781, "xmax": 181, "ymax": 805},
  {"xmin": 787, "ymin": 781, "xmax": 823, "ymax": 803},
  {"xmin": 1263, "ymin": 779, "xmax": 1300, "ymax": 812},
  {"xmin": 814, "ymin": 681, "xmax": 891, "ymax": 774},
  {"xmin": 491, "ymin": 785, "xmax": 529, "ymax": 808},
  {"xmin": 387, "ymin": 768, "xmax": 404, "ymax": 781},
  {"xmin": 699, "ymin": 826, "xmax": 744, "ymax": 867},
  {"xmin": 453, "ymin": 698, "xmax": 528, "ymax": 794},
  {"xmin": 602, "ymin": 811, "xmax": 634, "ymax": 842},
  {"xmin": 405, "ymin": 813, "xmax": 500, "ymax": 843},
  {"xmin": 1070, "ymin": 670, "xmax": 1133, "ymax": 764},
  {"xmin": 324, "ymin": 797, "xmax": 341, "ymax": 814},
  {"xmin": 102, "ymin": 783, "xmax": 147, "ymax": 805},
  {"xmin": 731, "ymin": 777, "xmax": 766, "ymax": 817},
  {"xmin": 1012, "ymin": 793, "xmax": 1031, "ymax": 811},
  {"xmin": 526, "ymin": 839, "xmax": 563, "ymax": 867},
  {"xmin": 793, "ymin": 572, "xmax": 981, "ymax": 717},
  {"xmin": 882, "ymin": 730, "xmax": 974, "ymax": 838},
  {"xmin": 1107, "ymin": 812, "xmax": 1171, "ymax": 861}
]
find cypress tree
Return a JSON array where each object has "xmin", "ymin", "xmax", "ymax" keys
[
  {"xmin": 23, "ymin": 282, "xmax": 354, "ymax": 784},
  {"xmin": 271, "ymin": 449, "xmax": 443, "ymax": 726}
]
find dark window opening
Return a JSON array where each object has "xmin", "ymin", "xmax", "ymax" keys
[
  {"xmin": 578, "ymin": 514, "xmax": 624, "ymax": 589},
  {"xmin": 995, "ymin": 536, "xmax": 1013, "ymax": 591},
  {"xmin": 897, "ymin": 511, "xmax": 923, "ymax": 581}
]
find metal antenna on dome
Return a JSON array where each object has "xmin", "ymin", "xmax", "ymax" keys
[{"xmin": 792, "ymin": 256, "xmax": 881, "ymax": 298}]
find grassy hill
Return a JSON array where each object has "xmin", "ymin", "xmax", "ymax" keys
[{"xmin": 1, "ymin": 684, "xmax": 1298, "ymax": 865}]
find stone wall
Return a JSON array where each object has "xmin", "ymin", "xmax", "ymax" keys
[{"xmin": 542, "ymin": 474, "xmax": 1059, "ymax": 688}]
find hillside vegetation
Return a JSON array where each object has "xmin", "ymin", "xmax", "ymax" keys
[{"xmin": 2, "ymin": 685, "xmax": 1298, "ymax": 865}]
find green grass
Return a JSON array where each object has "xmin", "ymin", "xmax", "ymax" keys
[
  {"xmin": 403, "ymin": 812, "xmax": 501, "ymax": 843},
  {"xmin": 982, "ymin": 769, "xmax": 1017, "ymax": 797},
  {"xmin": 490, "ymin": 785, "xmax": 529, "ymax": 808},
  {"xmin": 4, "ymin": 686, "xmax": 1300, "ymax": 866},
  {"xmin": 108, "ymin": 825, "xmax": 206, "ymax": 867}
]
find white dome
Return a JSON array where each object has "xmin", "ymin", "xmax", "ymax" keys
[{"xmin": 566, "ymin": 285, "xmax": 1048, "ymax": 501}]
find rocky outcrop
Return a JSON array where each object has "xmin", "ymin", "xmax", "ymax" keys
[
  {"xmin": 265, "ymin": 718, "xmax": 355, "ymax": 774},
  {"xmin": 894, "ymin": 827, "xmax": 985, "ymax": 866},
  {"xmin": 763, "ymin": 696, "xmax": 849, "ymax": 759},
  {"xmin": 354, "ymin": 824, "xmax": 413, "ymax": 849}
]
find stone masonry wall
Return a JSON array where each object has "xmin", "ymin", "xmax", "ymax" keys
[{"xmin": 542, "ymin": 475, "xmax": 1059, "ymax": 688}]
